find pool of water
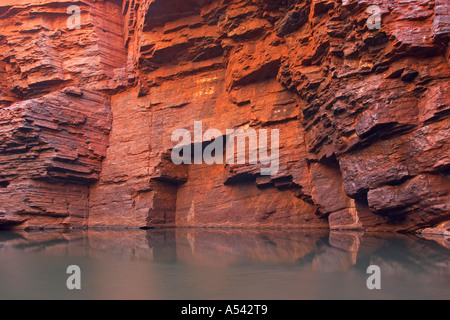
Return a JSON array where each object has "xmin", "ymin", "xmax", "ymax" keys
[{"xmin": 0, "ymin": 228, "xmax": 449, "ymax": 300}]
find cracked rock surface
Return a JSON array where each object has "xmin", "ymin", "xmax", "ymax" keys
[{"xmin": 0, "ymin": 0, "xmax": 448, "ymax": 232}]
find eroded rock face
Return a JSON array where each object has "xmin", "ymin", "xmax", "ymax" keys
[{"xmin": 0, "ymin": 0, "xmax": 449, "ymax": 232}]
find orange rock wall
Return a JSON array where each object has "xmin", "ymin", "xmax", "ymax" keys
[{"xmin": 0, "ymin": 0, "xmax": 449, "ymax": 232}]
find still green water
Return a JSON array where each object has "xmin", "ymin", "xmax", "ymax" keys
[{"xmin": 0, "ymin": 228, "xmax": 449, "ymax": 300}]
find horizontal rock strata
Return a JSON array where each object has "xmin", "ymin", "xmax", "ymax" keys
[{"xmin": 0, "ymin": 0, "xmax": 448, "ymax": 233}]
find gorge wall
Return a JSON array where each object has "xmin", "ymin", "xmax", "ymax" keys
[{"xmin": 0, "ymin": 0, "xmax": 449, "ymax": 233}]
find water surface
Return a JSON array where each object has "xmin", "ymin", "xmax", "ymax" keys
[{"xmin": 0, "ymin": 228, "xmax": 449, "ymax": 299}]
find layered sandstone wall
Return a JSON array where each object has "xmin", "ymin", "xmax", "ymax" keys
[
  {"xmin": 0, "ymin": 0, "xmax": 449, "ymax": 232},
  {"xmin": 0, "ymin": 0, "xmax": 125, "ymax": 228}
]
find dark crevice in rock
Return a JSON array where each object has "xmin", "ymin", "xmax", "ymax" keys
[{"xmin": 0, "ymin": 181, "xmax": 9, "ymax": 188}]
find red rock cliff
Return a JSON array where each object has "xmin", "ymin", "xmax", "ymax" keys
[{"xmin": 0, "ymin": 0, "xmax": 449, "ymax": 233}]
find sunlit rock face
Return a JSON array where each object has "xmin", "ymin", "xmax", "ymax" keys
[{"xmin": 0, "ymin": 0, "xmax": 448, "ymax": 232}]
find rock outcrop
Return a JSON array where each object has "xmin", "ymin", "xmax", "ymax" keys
[{"xmin": 0, "ymin": 0, "xmax": 449, "ymax": 232}]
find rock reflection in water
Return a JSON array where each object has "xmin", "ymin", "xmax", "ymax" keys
[{"xmin": 0, "ymin": 229, "xmax": 449, "ymax": 299}]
